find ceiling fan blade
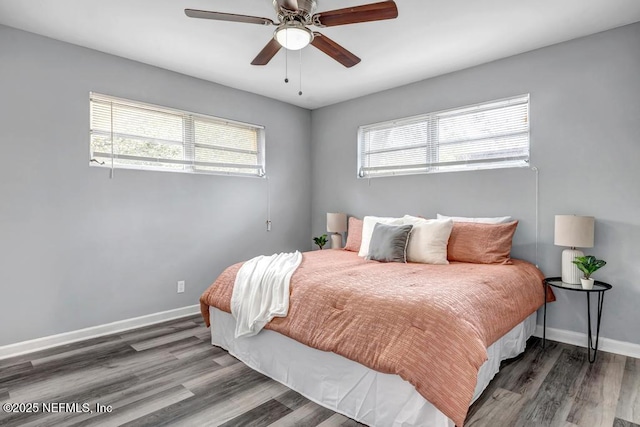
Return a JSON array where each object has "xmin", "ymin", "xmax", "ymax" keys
[
  {"xmin": 251, "ymin": 39, "xmax": 282, "ymax": 65},
  {"xmin": 312, "ymin": 1, "xmax": 398, "ymax": 27},
  {"xmin": 311, "ymin": 32, "xmax": 361, "ymax": 68},
  {"xmin": 185, "ymin": 9, "xmax": 275, "ymax": 26}
]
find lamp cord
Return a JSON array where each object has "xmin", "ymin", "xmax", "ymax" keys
[
  {"xmin": 532, "ymin": 166, "xmax": 539, "ymax": 268},
  {"xmin": 110, "ymin": 101, "xmax": 114, "ymax": 179},
  {"xmin": 266, "ymin": 176, "xmax": 271, "ymax": 231}
]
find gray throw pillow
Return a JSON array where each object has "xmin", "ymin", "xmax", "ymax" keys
[{"xmin": 366, "ymin": 223, "xmax": 413, "ymax": 263}]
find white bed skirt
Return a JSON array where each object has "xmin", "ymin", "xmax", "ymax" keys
[{"xmin": 209, "ymin": 307, "xmax": 536, "ymax": 427}]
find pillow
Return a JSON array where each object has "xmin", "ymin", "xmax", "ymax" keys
[
  {"xmin": 366, "ymin": 223, "xmax": 413, "ymax": 263},
  {"xmin": 358, "ymin": 216, "xmax": 405, "ymax": 257},
  {"xmin": 344, "ymin": 217, "xmax": 363, "ymax": 252},
  {"xmin": 402, "ymin": 215, "xmax": 454, "ymax": 264},
  {"xmin": 447, "ymin": 221, "xmax": 518, "ymax": 264},
  {"xmin": 437, "ymin": 214, "xmax": 513, "ymax": 224}
]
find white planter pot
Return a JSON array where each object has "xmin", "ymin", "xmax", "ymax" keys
[{"xmin": 581, "ymin": 278, "xmax": 595, "ymax": 290}]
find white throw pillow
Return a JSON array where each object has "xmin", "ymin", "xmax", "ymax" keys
[
  {"xmin": 402, "ymin": 215, "xmax": 454, "ymax": 264},
  {"xmin": 436, "ymin": 214, "xmax": 513, "ymax": 224},
  {"xmin": 358, "ymin": 216, "xmax": 405, "ymax": 257}
]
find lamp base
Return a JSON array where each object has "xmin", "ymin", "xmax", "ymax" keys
[
  {"xmin": 562, "ymin": 248, "xmax": 584, "ymax": 285},
  {"xmin": 330, "ymin": 233, "xmax": 343, "ymax": 249}
]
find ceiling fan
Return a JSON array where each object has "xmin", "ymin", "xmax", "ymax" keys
[{"xmin": 185, "ymin": 0, "xmax": 398, "ymax": 68}]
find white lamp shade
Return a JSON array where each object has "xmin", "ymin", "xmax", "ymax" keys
[
  {"xmin": 327, "ymin": 213, "xmax": 347, "ymax": 233},
  {"xmin": 554, "ymin": 215, "xmax": 594, "ymax": 248}
]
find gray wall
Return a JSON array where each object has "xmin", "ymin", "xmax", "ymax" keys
[
  {"xmin": 311, "ymin": 23, "xmax": 640, "ymax": 345},
  {"xmin": 0, "ymin": 25, "xmax": 312, "ymax": 346}
]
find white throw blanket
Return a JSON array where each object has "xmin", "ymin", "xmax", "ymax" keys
[{"xmin": 230, "ymin": 251, "xmax": 303, "ymax": 338}]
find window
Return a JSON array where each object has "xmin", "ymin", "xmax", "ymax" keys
[
  {"xmin": 90, "ymin": 93, "xmax": 265, "ymax": 177},
  {"xmin": 357, "ymin": 94, "xmax": 529, "ymax": 178}
]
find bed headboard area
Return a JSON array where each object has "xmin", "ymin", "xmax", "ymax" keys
[{"xmin": 313, "ymin": 166, "xmax": 540, "ymax": 266}]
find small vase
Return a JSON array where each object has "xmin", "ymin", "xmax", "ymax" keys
[{"xmin": 581, "ymin": 278, "xmax": 595, "ymax": 290}]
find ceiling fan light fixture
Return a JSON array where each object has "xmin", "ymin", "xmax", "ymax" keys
[{"xmin": 274, "ymin": 23, "xmax": 313, "ymax": 50}]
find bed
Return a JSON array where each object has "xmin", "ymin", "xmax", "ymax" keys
[{"xmin": 200, "ymin": 248, "xmax": 545, "ymax": 427}]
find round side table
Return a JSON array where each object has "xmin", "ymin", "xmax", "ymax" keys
[{"xmin": 543, "ymin": 277, "xmax": 612, "ymax": 363}]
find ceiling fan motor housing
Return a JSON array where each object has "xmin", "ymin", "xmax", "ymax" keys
[{"xmin": 274, "ymin": 0, "xmax": 317, "ymax": 24}]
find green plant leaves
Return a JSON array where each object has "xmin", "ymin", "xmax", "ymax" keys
[
  {"xmin": 313, "ymin": 234, "xmax": 328, "ymax": 249},
  {"xmin": 572, "ymin": 255, "xmax": 606, "ymax": 279}
]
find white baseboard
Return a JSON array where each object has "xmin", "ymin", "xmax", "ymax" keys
[
  {"xmin": 534, "ymin": 325, "xmax": 640, "ymax": 359},
  {"xmin": 0, "ymin": 304, "xmax": 200, "ymax": 361}
]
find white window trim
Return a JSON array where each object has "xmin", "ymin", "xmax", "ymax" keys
[
  {"xmin": 357, "ymin": 94, "xmax": 530, "ymax": 178},
  {"xmin": 89, "ymin": 92, "xmax": 266, "ymax": 178}
]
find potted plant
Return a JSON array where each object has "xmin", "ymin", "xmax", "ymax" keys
[
  {"xmin": 572, "ymin": 255, "xmax": 606, "ymax": 289},
  {"xmin": 313, "ymin": 234, "xmax": 328, "ymax": 250}
]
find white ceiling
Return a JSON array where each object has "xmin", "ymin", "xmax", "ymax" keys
[{"xmin": 1, "ymin": 0, "xmax": 639, "ymax": 109}]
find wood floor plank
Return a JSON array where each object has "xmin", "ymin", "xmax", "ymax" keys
[
  {"xmin": 213, "ymin": 353, "xmax": 239, "ymax": 367},
  {"xmin": 466, "ymin": 337, "xmax": 563, "ymax": 423},
  {"xmin": 7, "ymin": 349, "xmax": 139, "ymax": 401},
  {"xmin": 567, "ymin": 352, "xmax": 626, "ymax": 427},
  {"xmin": 7, "ymin": 374, "xmax": 141, "ymax": 427},
  {"xmin": 169, "ymin": 340, "xmax": 222, "ymax": 360},
  {"xmin": 0, "ymin": 360, "xmax": 33, "ymax": 382},
  {"xmin": 130, "ymin": 327, "xmax": 206, "ymax": 351},
  {"xmin": 267, "ymin": 401, "xmax": 334, "ymax": 427},
  {"xmin": 341, "ymin": 419, "xmax": 367, "ymax": 427},
  {"xmin": 293, "ymin": 405, "xmax": 336, "ymax": 427},
  {"xmin": 498, "ymin": 338, "xmax": 565, "ymax": 398},
  {"xmin": 70, "ymin": 385, "xmax": 194, "ymax": 427},
  {"xmin": 133, "ymin": 336, "xmax": 203, "ymax": 355},
  {"xmin": 20, "ymin": 350, "xmax": 225, "ymax": 427},
  {"xmin": 466, "ymin": 388, "xmax": 525, "ymax": 427},
  {"xmin": 181, "ymin": 381, "xmax": 291, "ymax": 426},
  {"xmin": 123, "ymin": 378, "xmax": 289, "ymax": 427},
  {"xmin": 617, "ymin": 357, "xmax": 640, "ymax": 424},
  {"xmin": 514, "ymin": 347, "xmax": 590, "ymax": 426},
  {"xmin": 133, "ymin": 345, "xmax": 221, "ymax": 385},
  {"xmin": 8, "ymin": 346, "xmax": 167, "ymax": 402},
  {"xmin": 30, "ymin": 339, "xmax": 135, "ymax": 367},
  {"xmin": 614, "ymin": 418, "xmax": 640, "ymax": 427},
  {"xmin": 181, "ymin": 361, "xmax": 249, "ymax": 392},
  {"xmin": 219, "ymin": 398, "xmax": 293, "ymax": 427},
  {"xmin": 267, "ymin": 402, "xmax": 325, "ymax": 427},
  {"xmin": 274, "ymin": 389, "xmax": 310, "ymax": 410},
  {"xmin": 315, "ymin": 413, "xmax": 353, "ymax": 426},
  {"xmin": 121, "ymin": 365, "xmax": 274, "ymax": 426},
  {"xmin": 119, "ymin": 320, "xmax": 199, "ymax": 343},
  {"xmin": 0, "ymin": 334, "xmax": 122, "ymax": 369}
]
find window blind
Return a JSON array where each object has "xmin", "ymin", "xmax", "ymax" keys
[
  {"xmin": 357, "ymin": 94, "xmax": 530, "ymax": 178},
  {"xmin": 90, "ymin": 93, "xmax": 265, "ymax": 177}
]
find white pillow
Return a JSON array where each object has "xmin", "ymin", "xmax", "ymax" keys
[
  {"xmin": 358, "ymin": 216, "xmax": 405, "ymax": 257},
  {"xmin": 436, "ymin": 213, "xmax": 513, "ymax": 224},
  {"xmin": 402, "ymin": 215, "xmax": 454, "ymax": 264}
]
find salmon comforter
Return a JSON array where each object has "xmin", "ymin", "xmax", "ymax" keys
[{"xmin": 200, "ymin": 249, "xmax": 545, "ymax": 426}]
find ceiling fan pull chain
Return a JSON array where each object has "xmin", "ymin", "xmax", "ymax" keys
[
  {"xmin": 284, "ymin": 31, "xmax": 289, "ymax": 83},
  {"xmin": 298, "ymin": 49, "xmax": 303, "ymax": 96}
]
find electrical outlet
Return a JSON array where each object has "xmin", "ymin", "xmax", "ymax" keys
[{"xmin": 177, "ymin": 280, "xmax": 185, "ymax": 293}]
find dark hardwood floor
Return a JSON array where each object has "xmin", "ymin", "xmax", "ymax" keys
[{"xmin": 0, "ymin": 315, "xmax": 638, "ymax": 426}]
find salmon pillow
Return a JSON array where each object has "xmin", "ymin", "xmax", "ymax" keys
[
  {"xmin": 344, "ymin": 217, "xmax": 363, "ymax": 252},
  {"xmin": 447, "ymin": 221, "xmax": 518, "ymax": 264}
]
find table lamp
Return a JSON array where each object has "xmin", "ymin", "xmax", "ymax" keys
[
  {"xmin": 554, "ymin": 215, "xmax": 595, "ymax": 284},
  {"xmin": 327, "ymin": 213, "xmax": 347, "ymax": 249}
]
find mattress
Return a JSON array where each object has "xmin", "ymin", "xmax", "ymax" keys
[{"xmin": 209, "ymin": 306, "xmax": 537, "ymax": 427}]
